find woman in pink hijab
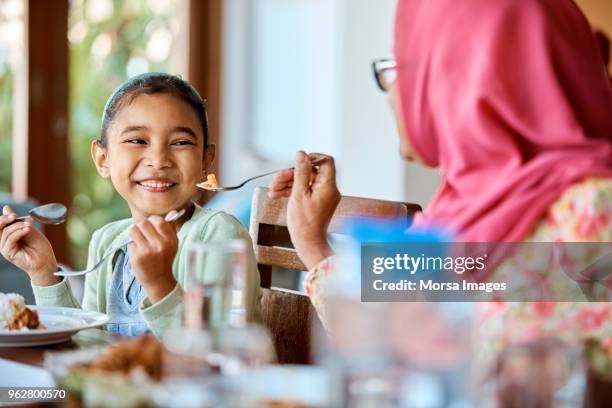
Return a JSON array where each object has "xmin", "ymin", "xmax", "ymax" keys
[
  {"xmin": 270, "ymin": 0, "xmax": 612, "ymax": 367},
  {"xmin": 272, "ymin": 0, "xmax": 611, "ymax": 268},
  {"xmin": 391, "ymin": 0, "xmax": 612, "ymax": 242}
]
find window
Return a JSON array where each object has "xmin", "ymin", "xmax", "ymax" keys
[
  {"xmin": 68, "ymin": 0, "xmax": 187, "ymax": 266},
  {"xmin": 0, "ymin": 0, "xmax": 24, "ymax": 193}
]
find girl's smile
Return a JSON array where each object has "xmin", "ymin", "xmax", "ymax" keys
[{"xmin": 135, "ymin": 177, "xmax": 178, "ymax": 192}]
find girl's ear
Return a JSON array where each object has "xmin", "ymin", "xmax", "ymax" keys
[
  {"xmin": 91, "ymin": 140, "xmax": 111, "ymax": 179},
  {"xmin": 203, "ymin": 143, "xmax": 216, "ymax": 173}
]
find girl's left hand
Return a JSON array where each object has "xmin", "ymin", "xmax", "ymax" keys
[{"xmin": 129, "ymin": 214, "xmax": 179, "ymax": 303}]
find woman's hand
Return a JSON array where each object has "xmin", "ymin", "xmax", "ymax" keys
[
  {"xmin": 0, "ymin": 205, "xmax": 60, "ymax": 286},
  {"xmin": 269, "ymin": 151, "xmax": 341, "ymax": 270},
  {"xmin": 129, "ymin": 213, "xmax": 179, "ymax": 304}
]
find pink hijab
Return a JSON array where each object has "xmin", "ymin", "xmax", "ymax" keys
[{"xmin": 394, "ymin": 0, "xmax": 612, "ymax": 242}]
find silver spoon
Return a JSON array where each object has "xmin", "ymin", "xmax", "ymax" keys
[
  {"xmin": 6, "ymin": 203, "xmax": 68, "ymax": 226},
  {"xmin": 197, "ymin": 157, "xmax": 326, "ymax": 192},
  {"xmin": 54, "ymin": 208, "xmax": 186, "ymax": 278}
]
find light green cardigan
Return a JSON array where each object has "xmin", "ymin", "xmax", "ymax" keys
[{"xmin": 32, "ymin": 205, "xmax": 262, "ymax": 337}]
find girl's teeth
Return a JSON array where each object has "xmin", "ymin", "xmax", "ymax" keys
[{"xmin": 140, "ymin": 181, "xmax": 173, "ymax": 188}]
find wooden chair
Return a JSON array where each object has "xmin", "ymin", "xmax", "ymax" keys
[
  {"xmin": 260, "ymin": 287, "xmax": 320, "ymax": 365},
  {"xmin": 250, "ymin": 186, "xmax": 422, "ymax": 286},
  {"xmin": 250, "ymin": 186, "xmax": 421, "ymax": 364}
]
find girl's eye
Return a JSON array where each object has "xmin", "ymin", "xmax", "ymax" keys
[
  {"xmin": 172, "ymin": 140, "xmax": 195, "ymax": 146},
  {"xmin": 125, "ymin": 139, "xmax": 146, "ymax": 145}
]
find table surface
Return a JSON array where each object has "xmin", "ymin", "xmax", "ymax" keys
[{"xmin": 0, "ymin": 329, "xmax": 122, "ymax": 368}]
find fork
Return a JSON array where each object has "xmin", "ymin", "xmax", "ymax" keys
[
  {"xmin": 54, "ymin": 209, "xmax": 186, "ymax": 277},
  {"xmin": 196, "ymin": 157, "xmax": 327, "ymax": 192}
]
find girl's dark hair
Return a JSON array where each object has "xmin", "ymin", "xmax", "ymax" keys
[{"xmin": 99, "ymin": 72, "xmax": 209, "ymax": 147}]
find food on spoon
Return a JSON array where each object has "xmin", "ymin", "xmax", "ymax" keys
[
  {"xmin": 198, "ymin": 173, "xmax": 219, "ymax": 189},
  {"xmin": 0, "ymin": 292, "xmax": 44, "ymax": 331}
]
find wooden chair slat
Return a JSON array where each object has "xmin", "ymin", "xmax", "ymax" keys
[
  {"xmin": 251, "ymin": 188, "xmax": 421, "ymax": 233},
  {"xmin": 256, "ymin": 245, "xmax": 306, "ymax": 271}
]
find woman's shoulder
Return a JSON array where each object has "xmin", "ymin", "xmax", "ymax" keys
[{"xmin": 529, "ymin": 177, "xmax": 612, "ymax": 242}]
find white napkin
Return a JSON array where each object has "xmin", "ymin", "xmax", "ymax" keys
[{"xmin": 0, "ymin": 358, "xmax": 55, "ymax": 387}]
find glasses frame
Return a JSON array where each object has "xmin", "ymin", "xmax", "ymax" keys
[{"xmin": 372, "ymin": 58, "xmax": 397, "ymax": 92}]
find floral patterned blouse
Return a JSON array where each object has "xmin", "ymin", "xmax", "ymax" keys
[{"xmin": 303, "ymin": 178, "xmax": 612, "ymax": 364}]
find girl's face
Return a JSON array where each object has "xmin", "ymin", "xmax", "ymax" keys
[{"xmin": 92, "ymin": 93, "xmax": 213, "ymax": 222}]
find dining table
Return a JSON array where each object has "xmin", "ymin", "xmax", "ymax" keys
[
  {"xmin": 3, "ymin": 328, "xmax": 608, "ymax": 407},
  {"xmin": 0, "ymin": 329, "xmax": 122, "ymax": 407},
  {"xmin": 0, "ymin": 328, "xmax": 330, "ymax": 408}
]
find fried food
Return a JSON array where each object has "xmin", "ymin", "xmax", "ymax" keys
[
  {"xmin": 88, "ymin": 335, "xmax": 163, "ymax": 381},
  {"xmin": 200, "ymin": 173, "xmax": 219, "ymax": 189},
  {"xmin": 0, "ymin": 293, "xmax": 43, "ymax": 330}
]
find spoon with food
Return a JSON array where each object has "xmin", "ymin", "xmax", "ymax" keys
[{"xmin": 197, "ymin": 157, "xmax": 327, "ymax": 192}]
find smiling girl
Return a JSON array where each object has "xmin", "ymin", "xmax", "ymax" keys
[{"xmin": 0, "ymin": 73, "xmax": 262, "ymax": 337}]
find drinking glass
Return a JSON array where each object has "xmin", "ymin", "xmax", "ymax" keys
[
  {"xmin": 183, "ymin": 239, "xmax": 275, "ymax": 375},
  {"xmin": 184, "ymin": 239, "xmax": 248, "ymax": 329}
]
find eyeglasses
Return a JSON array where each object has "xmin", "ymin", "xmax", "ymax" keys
[{"xmin": 372, "ymin": 58, "xmax": 397, "ymax": 92}]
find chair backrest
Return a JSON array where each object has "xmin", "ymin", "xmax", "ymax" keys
[
  {"xmin": 261, "ymin": 287, "xmax": 323, "ymax": 365},
  {"xmin": 249, "ymin": 186, "xmax": 422, "ymax": 287},
  {"xmin": 250, "ymin": 187, "xmax": 421, "ymax": 364}
]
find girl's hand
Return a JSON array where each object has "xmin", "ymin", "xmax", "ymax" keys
[
  {"xmin": 129, "ymin": 213, "xmax": 179, "ymax": 303},
  {"xmin": 0, "ymin": 205, "xmax": 60, "ymax": 286},
  {"xmin": 269, "ymin": 151, "xmax": 341, "ymax": 270}
]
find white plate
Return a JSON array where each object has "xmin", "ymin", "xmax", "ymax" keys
[{"xmin": 0, "ymin": 306, "xmax": 109, "ymax": 347}]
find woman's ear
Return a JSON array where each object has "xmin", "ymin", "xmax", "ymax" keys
[
  {"xmin": 91, "ymin": 140, "xmax": 111, "ymax": 179},
  {"xmin": 203, "ymin": 143, "xmax": 216, "ymax": 172}
]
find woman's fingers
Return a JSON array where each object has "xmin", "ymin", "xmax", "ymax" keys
[
  {"xmin": 308, "ymin": 153, "xmax": 337, "ymax": 185},
  {"xmin": 293, "ymin": 150, "xmax": 314, "ymax": 195},
  {"xmin": 269, "ymin": 168, "xmax": 295, "ymax": 198},
  {"xmin": 268, "ymin": 151, "xmax": 337, "ymax": 198},
  {"xmin": 268, "ymin": 150, "xmax": 336, "ymax": 198},
  {"xmin": 307, "ymin": 152, "xmax": 333, "ymax": 163},
  {"xmin": 270, "ymin": 169, "xmax": 294, "ymax": 191},
  {"xmin": 268, "ymin": 181, "xmax": 293, "ymax": 198},
  {"xmin": 268, "ymin": 189, "xmax": 291, "ymax": 199}
]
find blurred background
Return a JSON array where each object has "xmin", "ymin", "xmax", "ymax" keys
[{"xmin": 0, "ymin": 0, "xmax": 611, "ymax": 293}]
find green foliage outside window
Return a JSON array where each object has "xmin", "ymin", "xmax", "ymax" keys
[
  {"xmin": 0, "ymin": 68, "xmax": 12, "ymax": 192},
  {"xmin": 69, "ymin": 0, "xmax": 183, "ymax": 267}
]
